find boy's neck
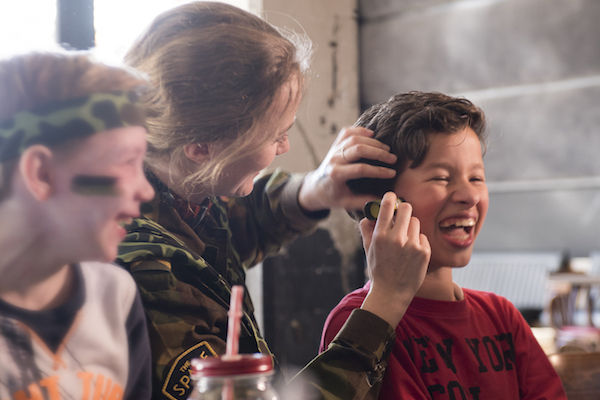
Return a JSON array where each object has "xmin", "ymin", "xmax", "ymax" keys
[
  {"xmin": 417, "ymin": 267, "xmax": 463, "ymax": 301},
  {"xmin": 0, "ymin": 263, "xmax": 76, "ymax": 311},
  {"xmin": 0, "ymin": 189, "xmax": 78, "ymax": 310}
]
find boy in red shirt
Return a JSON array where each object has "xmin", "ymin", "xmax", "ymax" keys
[{"xmin": 321, "ymin": 91, "xmax": 565, "ymax": 399}]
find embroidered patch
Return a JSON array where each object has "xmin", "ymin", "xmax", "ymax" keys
[
  {"xmin": 130, "ymin": 258, "xmax": 172, "ymax": 272},
  {"xmin": 161, "ymin": 341, "xmax": 218, "ymax": 400}
]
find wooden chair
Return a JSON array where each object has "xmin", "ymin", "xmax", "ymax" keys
[
  {"xmin": 549, "ymin": 284, "xmax": 596, "ymax": 328},
  {"xmin": 548, "ymin": 351, "xmax": 600, "ymax": 399}
]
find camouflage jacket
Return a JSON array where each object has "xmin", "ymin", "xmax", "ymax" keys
[{"xmin": 117, "ymin": 169, "xmax": 395, "ymax": 400}]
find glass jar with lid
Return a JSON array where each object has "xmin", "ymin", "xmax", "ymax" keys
[{"xmin": 188, "ymin": 353, "xmax": 278, "ymax": 400}]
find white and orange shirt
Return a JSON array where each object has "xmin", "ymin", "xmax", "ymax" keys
[{"xmin": 0, "ymin": 262, "xmax": 151, "ymax": 400}]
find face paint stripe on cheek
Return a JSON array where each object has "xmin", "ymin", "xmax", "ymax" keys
[{"xmin": 71, "ymin": 175, "xmax": 120, "ymax": 196}]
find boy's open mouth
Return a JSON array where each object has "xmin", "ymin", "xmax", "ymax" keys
[{"xmin": 439, "ymin": 217, "xmax": 476, "ymax": 238}]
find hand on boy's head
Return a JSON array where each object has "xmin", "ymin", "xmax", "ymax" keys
[{"xmin": 298, "ymin": 126, "xmax": 397, "ymax": 212}]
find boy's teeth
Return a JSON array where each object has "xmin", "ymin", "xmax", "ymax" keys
[{"xmin": 440, "ymin": 218, "xmax": 475, "ymax": 228}]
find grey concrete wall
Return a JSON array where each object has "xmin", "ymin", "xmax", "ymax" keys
[
  {"xmin": 257, "ymin": 0, "xmax": 364, "ymax": 371},
  {"xmin": 359, "ymin": 0, "xmax": 600, "ymax": 255},
  {"xmin": 263, "ymin": 0, "xmax": 363, "ymax": 276}
]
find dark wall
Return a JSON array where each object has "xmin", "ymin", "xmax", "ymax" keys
[{"xmin": 263, "ymin": 228, "xmax": 364, "ymax": 370}]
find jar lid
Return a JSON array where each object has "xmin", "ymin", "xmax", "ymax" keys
[{"xmin": 191, "ymin": 354, "xmax": 273, "ymax": 377}]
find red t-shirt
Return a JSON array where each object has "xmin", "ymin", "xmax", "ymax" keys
[{"xmin": 320, "ymin": 282, "xmax": 566, "ymax": 400}]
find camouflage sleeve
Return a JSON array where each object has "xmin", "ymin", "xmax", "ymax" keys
[
  {"xmin": 224, "ymin": 169, "xmax": 330, "ymax": 268},
  {"xmin": 286, "ymin": 309, "xmax": 395, "ymax": 400}
]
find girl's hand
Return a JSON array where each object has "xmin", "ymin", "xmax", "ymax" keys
[
  {"xmin": 298, "ymin": 127, "xmax": 397, "ymax": 212},
  {"xmin": 360, "ymin": 192, "xmax": 431, "ymax": 327}
]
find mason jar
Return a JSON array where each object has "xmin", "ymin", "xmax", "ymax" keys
[{"xmin": 188, "ymin": 353, "xmax": 278, "ymax": 400}]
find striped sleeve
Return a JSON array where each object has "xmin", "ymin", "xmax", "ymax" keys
[{"xmin": 124, "ymin": 290, "xmax": 152, "ymax": 400}]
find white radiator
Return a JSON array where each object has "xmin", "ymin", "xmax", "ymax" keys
[{"xmin": 453, "ymin": 252, "xmax": 562, "ymax": 309}]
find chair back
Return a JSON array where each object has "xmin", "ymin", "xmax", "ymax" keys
[
  {"xmin": 549, "ymin": 284, "xmax": 595, "ymax": 328},
  {"xmin": 548, "ymin": 351, "xmax": 600, "ymax": 400}
]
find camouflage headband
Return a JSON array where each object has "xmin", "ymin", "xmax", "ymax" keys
[{"xmin": 0, "ymin": 91, "xmax": 145, "ymax": 162}]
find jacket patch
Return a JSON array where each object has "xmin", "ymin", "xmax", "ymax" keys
[
  {"xmin": 161, "ymin": 341, "xmax": 218, "ymax": 400},
  {"xmin": 131, "ymin": 259, "xmax": 171, "ymax": 272}
]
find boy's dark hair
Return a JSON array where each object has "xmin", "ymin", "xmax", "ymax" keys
[{"xmin": 347, "ymin": 91, "xmax": 486, "ymax": 198}]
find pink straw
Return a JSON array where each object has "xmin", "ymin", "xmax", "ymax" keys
[
  {"xmin": 223, "ymin": 286, "xmax": 244, "ymax": 400},
  {"xmin": 226, "ymin": 285, "xmax": 244, "ymax": 357}
]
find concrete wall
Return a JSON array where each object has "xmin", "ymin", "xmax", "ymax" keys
[
  {"xmin": 359, "ymin": 0, "xmax": 600, "ymax": 255},
  {"xmin": 257, "ymin": 0, "xmax": 363, "ymax": 371},
  {"xmin": 262, "ymin": 0, "xmax": 363, "ymax": 270}
]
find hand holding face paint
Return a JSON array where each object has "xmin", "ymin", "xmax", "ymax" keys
[
  {"xmin": 359, "ymin": 192, "xmax": 431, "ymax": 328},
  {"xmin": 363, "ymin": 197, "xmax": 406, "ymax": 220}
]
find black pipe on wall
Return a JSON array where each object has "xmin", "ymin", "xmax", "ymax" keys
[{"xmin": 57, "ymin": 0, "xmax": 94, "ymax": 50}]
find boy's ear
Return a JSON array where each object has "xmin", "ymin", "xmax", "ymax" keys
[
  {"xmin": 183, "ymin": 142, "xmax": 211, "ymax": 164},
  {"xmin": 19, "ymin": 145, "xmax": 55, "ymax": 201}
]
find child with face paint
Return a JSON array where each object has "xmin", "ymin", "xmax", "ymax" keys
[
  {"xmin": 0, "ymin": 52, "xmax": 155, "ymax": 399},
  {"xmin": 321, "ymin": 92, "xmax": 566, "ymax": 399}
]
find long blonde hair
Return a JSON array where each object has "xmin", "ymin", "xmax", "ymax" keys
[{"xmin": 125, "ymin": 1, "xmax": 311, "ymax": 197}]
